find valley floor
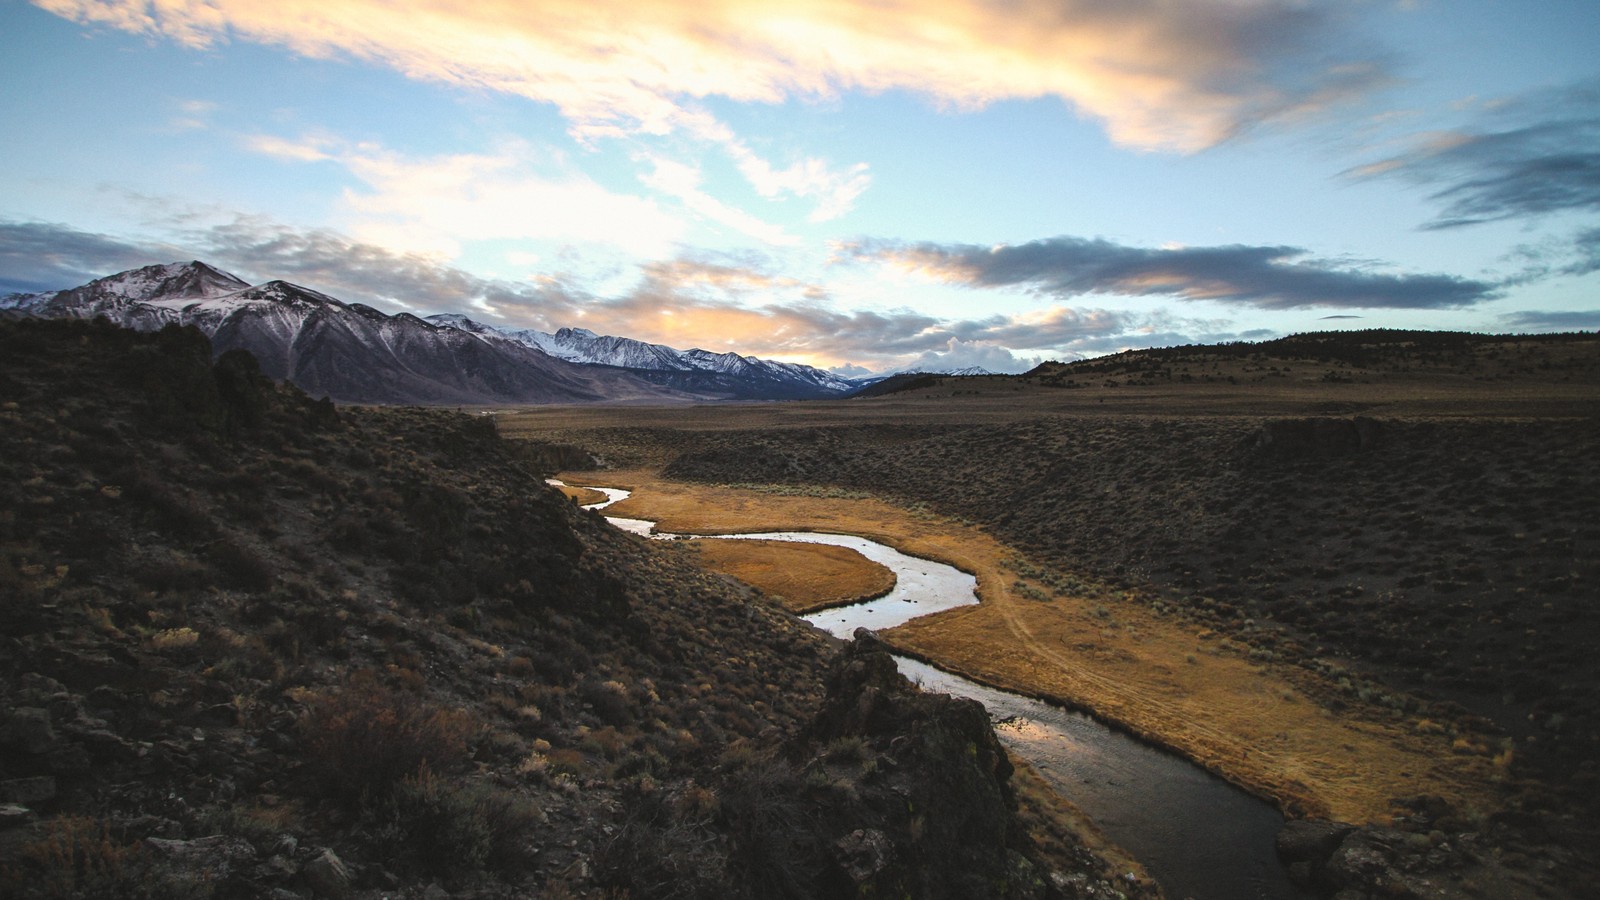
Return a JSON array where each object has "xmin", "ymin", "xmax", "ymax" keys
[
  {"xmin": 569, "ymin": 468, "xmax": 1496, "ymax": 827},
  {"xmin": 501, "ymin": 338, "xmax": 1600, "ymax": 897}
]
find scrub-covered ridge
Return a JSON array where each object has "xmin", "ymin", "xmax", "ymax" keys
[{"xmin": 0, "ymin": 318, "xmax": 1132, "ymax": 898}]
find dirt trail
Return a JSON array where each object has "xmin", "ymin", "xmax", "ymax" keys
[{"xmin": 580, "ymin": 469, "xmax": 1504, "ymax": 825}]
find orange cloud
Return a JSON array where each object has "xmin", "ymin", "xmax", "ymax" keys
[{"xmin": 38, "ymin": 0, "xmax": 1387, "ymax": 153}]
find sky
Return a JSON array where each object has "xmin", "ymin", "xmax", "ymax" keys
[{"xmin": 2, "ymin": 1, "xmax": 1598, "ymax": 375}]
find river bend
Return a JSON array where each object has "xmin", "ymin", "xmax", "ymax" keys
[{"xmin": 551, "ymin": 480, "xmax": 1307, "ymax": 900}]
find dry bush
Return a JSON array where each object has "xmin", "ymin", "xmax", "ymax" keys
[
  {"xmin": 299, "ymin": 676, "xmax": 479, "ymax": 804},
  {"xmin": 7, "ymin": 816, "xmax": 157, "ymax": 900},
  {"xmin": 378, "ymin": 765, "xmax": 542, "ymax": 877},
  {"xmin": 207, "ymin": 538, "xmax": 275, "ymax": 591},
  {"xmin": 596, "ymin": 789, "xmax": 730, "ymax": 900},
  {"xmin": 579, "ymin": 677, "xmax": 635, "ymax": 727}
]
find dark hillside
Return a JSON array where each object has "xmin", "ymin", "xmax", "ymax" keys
[
  {"xmin": 0, "ymin": 319, "xmax": 1125, "ymax": 898},
  {"xmin": 847, "ymin": 372, "xmax": 940, "ymax": 398},
  {"xmin": 661, "ymin": 416, "xmax": 1600, "ymax": 798},
  {"xmin": 1027, "ymin": 329, "xmax": 1600, "ymax": 387}
]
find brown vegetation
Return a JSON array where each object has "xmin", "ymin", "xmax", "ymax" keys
[
  {"xmin": 552, "ymin": 482, "xmax": 609, "ymax": 506},
  {"xmin": 686, "ymin": 539, "xmax": 896, "ymax": 613}
]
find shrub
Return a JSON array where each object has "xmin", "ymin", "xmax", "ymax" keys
[
  {"xmin": 596, "ymin": 790, "xmax": 729, "ymax": 900},
  {"xmin": 579, "ymin": 678, "xmax": 635, "ymax": 727},
  {"xmin": 299, "ymin": 677, "xmax": 479, "ymax": 804},
  {"xmin": 208, "ymin": 539, "xmax": 276, "ymax": 591},
  {"xmin": 380, "ymin": 766, "xmax": 541, "ymax": 876},
  {"xmin": 212, "ymin": 349, "xmax": 268, "ymax": 434},
  {"xmin": 718, "ymin": 757, "xmax": 827, "ymax": 898},
  {"xmin": 8, "ymin": 816, "xmax": 154, "ymax": 900}
]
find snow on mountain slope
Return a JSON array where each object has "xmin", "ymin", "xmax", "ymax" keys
[
  {"xmin": 11, "ymin": 262, "xmax": 709, "ymax": 405},
  {"xmin": 426, "ymin": 316, "xmax": 860, "ymax": 397},
  {"xmin": 3, "ymin": 261, "xmax": 249, "ymax": 316}
]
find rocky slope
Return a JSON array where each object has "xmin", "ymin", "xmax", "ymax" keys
[{"xmin": 0, "ymin": 318, "xmax": 1138, "ymax": 898}]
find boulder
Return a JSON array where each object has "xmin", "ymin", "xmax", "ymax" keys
[
  {"xmin": 835, "ymin": 828, "xmax": 895, "ymax": 885},
  {"xmin": 0, "ymin": 708, "xmax": 56, "ymax": 755},
  {"xmin": 1277, "ymin": 818, "xmax": 1355, "ymax": 863},
  {"xmin": 144, "ymin": 834, "xmax": 258, "ymax": 881},
  {"xmin": 1324, "ymin": 829, "xmax": 1418, "ymax": 897},
  {"xmin": 0, "ymin": 804, "xmax": 35, "ymax": 829},
  {"xmin": 797, "ymin": 634, "xmax": 1029, "ymax": 899},
  {"xmin": 0, "ymin": 776, "xmax": 57, "ymax": 805},
  {"xmin": 302, "ymin": 847, "xmax": 353, "ymax": 898}
]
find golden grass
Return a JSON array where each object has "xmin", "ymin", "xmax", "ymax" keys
[
  {"xmin": 685, "ymin": 539, "xmax": 896, "ymax": 614},
  {"xmin": 552, "ymin": 483, "xmax": 608, "ymax": 506},
  {"xmin": 566, "ymin": 468, "xmax": 1504, "ymax": 826}
]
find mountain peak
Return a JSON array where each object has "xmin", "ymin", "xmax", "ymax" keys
[
  {"xmin": 245, "ymin": 280, "xmax": 347, "ymax": 309},
  {"xmin": 76, "ymin": 260, "xmax": 251, "ymax": 304}
]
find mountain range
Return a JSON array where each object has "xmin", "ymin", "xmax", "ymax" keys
[{"xmin": 0, "ymin": 261, "xmax": 888, "ymax": 405}]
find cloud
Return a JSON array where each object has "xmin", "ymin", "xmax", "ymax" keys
[
  {"xmin": 183, "ymin": 220, "xmax": 1155, "ymax": 368},
  {"xmin": 186, "ymin": 217, "xmax": 577, "ymax": 315},
  {"xmin": 244, "ymin": 135, "xmax": 686, "ymax": 258},
  {"xmin": 637, "ymin": 156, "xmax": 797, "ymax": 246},
  {"xmin": 904, "ymin": 339, "xmax": 1043, "ymax": 374},
  {"xmin": 944, "ymin": 305, "xmax": 1129, "ymax": 348},
  {"xmin": 1347, "ymin": 81, "xmax": 1600, "ymax": 229},
  {"xmin": 674, "ymin": 110, "xmax": 872, "ymax": 222},
  {"xmin": 1570, "ymin": 227, "xmax": 1600, "ymax": 277},
  {"xmin": 37, "ymin": 0, "xmax": 1391, "ymax": 153},
  {"xmin": 169, "ymin": 98, "xmax": 217, "ymax": 132},
  {"xmin": 739, "ymin": 154, "xmax": 871, "ymax": 224},
  {"xmin": 1499, "ymin": 309, "xmax": 1600, "ymax": 332},
  {"xmin": 0, "ymin": 220, "xmax": 181, "ymax": 294},
  {"xmin": 847, "ymin": 235, "xmax": 1498, "ymax": 310}
]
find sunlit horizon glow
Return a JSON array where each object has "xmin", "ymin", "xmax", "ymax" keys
[{"xmin": 2, "ymin": 0, "xmax": 1598, "ymax": 374}]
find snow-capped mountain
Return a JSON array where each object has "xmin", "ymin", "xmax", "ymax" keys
[
  {"xmin": 425, "ymin": 318, "xmax": 859, "ymax": 399},
  {"xmin": 4, "ymin": 262, "xmax": 705, "ymax": 405},
  {"xmin": 6, "ymin": 262, "xmax": 863, "ymax": 404},
  {"xmin": 2, "ymin": 260, "xmax": 248, "ymax": 320}
]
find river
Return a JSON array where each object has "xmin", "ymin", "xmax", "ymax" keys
[{"xmin": 553, "ymin": 481, "xmax": 1308, "ymax": 900}]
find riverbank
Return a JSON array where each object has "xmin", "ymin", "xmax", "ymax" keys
[{"xmin": 576, "ymin": 468, "xmax": 1499, "ymax": 827}]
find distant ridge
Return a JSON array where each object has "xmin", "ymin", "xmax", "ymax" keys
[
  {"xmin": 425, "ymin": 316, "xmax": 858, "ymax": 400},
  {"xmin": 844, "ymin": 365, "xmax": 995, "ymax": 398}
]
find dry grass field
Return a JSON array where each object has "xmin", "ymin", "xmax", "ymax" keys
[
  {"xmin": 552, "ymin": 482, "xmax": 610, "ymax": 506},
  {"xmin": 499, "ymin": 331, "xmax": 1600, "ymax": 891},
  {"xmin": 685, "ymin": 539, "xmax": 896, "ymax": 613}
]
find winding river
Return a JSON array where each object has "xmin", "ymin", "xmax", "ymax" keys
[{"xmin": 555, "ymin": 481, "xmax": 1308, "ymax": 900}]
